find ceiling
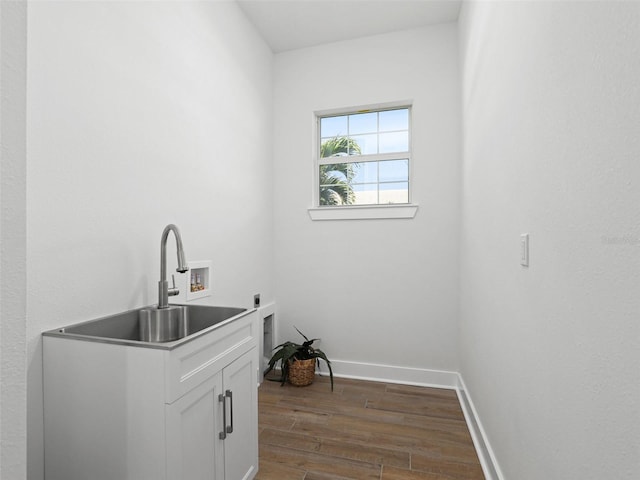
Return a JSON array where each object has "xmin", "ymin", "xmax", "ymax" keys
[{"xmin": 237, "ymin": 0, "xmax": 462, "ymax": 53}]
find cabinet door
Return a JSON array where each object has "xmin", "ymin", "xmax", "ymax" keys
[
  {"xmin": 222, "ymin": 348, "xmax": 259, "ymax": 480},
  {"xmin": 166, "ymin": 373, "xmax": 225, "ymax": 480}
]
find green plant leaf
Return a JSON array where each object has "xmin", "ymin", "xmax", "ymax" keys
[
  {"xmin": 311, "ymin": 348, "xmax": 334, "ymax": 391},
  {"xmin": 266, "ymin": 327, "xmax": 334, "ymax": 391},
  {"xmin": 294, "ymin": 326, "xmax": 309, "ymax": 342}
]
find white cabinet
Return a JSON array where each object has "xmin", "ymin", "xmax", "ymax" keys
[
  {"xmin": 43, "ymin": 310, "xmax": 259, "ymax": 480},
  {"xmin": 220, "ymin": 350, "xmax": 259, "ymax": 480},
  {"xmin": 166, "ymin": 374, "xmax": 224, "ymax": 480},
  {"xmin": 166, "ymin": 350, "xmax": 258, "ymax": 480}
]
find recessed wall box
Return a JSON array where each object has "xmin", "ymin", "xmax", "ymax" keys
[{"xmin": 186, "ymin": 260, "xmax": 212, "ymax": 301}]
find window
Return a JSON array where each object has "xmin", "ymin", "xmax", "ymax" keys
[{"xmin": 317, "ymin": 106, "xmax": 411, "ymax": 207}]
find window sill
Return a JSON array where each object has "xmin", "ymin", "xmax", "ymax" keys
[{"xmin": 308, "ymin": 204, "xmax": 419, "ymax": 221}]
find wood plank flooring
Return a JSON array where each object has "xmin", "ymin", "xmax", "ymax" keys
[{"xmin": 256, "ymin": 375, "xmax": 485, "ymax": 480}]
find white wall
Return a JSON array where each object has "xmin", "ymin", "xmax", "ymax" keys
[
  {"xmin": 1, "ymin": 1, "xmax": 28, "ymax": 478},
  {"xmin": 273, "ymin": 25, "xmax": 461, "ymax": 376},
  {"xmin": 459, "ymin": 1, "xmax": 640, "ymax": 479},
  {"xmin": 26, "ymin": 2, "xmax": 273, "ymax": 478}
]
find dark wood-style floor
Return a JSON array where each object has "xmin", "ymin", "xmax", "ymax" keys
[{"xmin": 256, "ymin": 375, "xmax": 485, "ymax": 480}]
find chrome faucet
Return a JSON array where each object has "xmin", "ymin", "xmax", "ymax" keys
[{"xmin": 158, "ymin": 224, "xmax": 189, "ymax": 309}]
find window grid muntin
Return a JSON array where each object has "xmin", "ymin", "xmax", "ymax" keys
[
  {"xmin": 319, "ymin": 158, "xmax": 410, "ymax": 206},
  {"xmin": 319, "ymin": 107, "xmax": 410, "ymax": 160}
]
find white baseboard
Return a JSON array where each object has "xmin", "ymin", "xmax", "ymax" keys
[
  {"xmin": 317, "ymin": 359, "xmax": 503, "ymax": 480},
  {"xmin": 326, "ymin": 359, "xmax": 460, "ymax": 390},
  {"xmin": 456, "ymin": 375, "xmax": 505, "ymax": 480}
]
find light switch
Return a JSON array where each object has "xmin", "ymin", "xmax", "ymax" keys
[{"xmin": 520, "ymin": 233, "xmax": 529, "ymax": 267}]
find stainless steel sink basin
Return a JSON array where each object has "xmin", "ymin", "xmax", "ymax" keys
[
  {"xmin": 44, "ymin": 304, "xmax": 249, "ymax": 350},
  {"xmin": 139, "ymin": 305, "xmax": 188, "ymax": 342}
]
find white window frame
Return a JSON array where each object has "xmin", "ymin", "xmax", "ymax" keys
[{"xmin": 308, "ymin": 101, "xmax": 419, "ymax": 221}]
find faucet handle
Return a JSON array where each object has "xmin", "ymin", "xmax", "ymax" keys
[{"xmin": 168, "ymin": 274, "xmax": 179, "ymax": 297}]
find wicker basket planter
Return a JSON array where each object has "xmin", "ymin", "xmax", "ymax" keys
[
  {"xmin": 265, "ymin": 327, "xmax": 334, "ymax": 391},
  {"xmin": 287, "ymin": 358, "xmax": 316, "ymax": 387}
]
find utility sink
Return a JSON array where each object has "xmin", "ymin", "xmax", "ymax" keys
[{"xmin": 43, "ymin": 304, "xmax": 249, "ymax": 350}]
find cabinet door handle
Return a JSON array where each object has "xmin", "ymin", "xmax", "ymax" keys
[
  {"xmin": 226, "ymin": 390, "xmax": 234, "ymax": 434},
  {"xmin": 218, "ymin": 393, "xmax": 227, "ymax": 440}
]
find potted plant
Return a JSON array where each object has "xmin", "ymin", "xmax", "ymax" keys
[{"xmin": 266, "ymin": 327, "xmax": 334, "ymax": 391}]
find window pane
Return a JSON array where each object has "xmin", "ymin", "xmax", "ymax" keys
[
  {"xmin": 350, "ymin": 134, "xmax": 377, "ymax": 155},
  {"xmin": 320, "ymin": 136, "xmax": 352, "ymax": 158},
  {"xmin": 379, "ymin": 109, "xmax": 409, "ymax": 132},
  {"xmin": 353, "ymin": 184, "xmax": 378, "ymax": 205},
  {"xmin": 319, "ymin": 163, "xmax": 356, "ymax": 205},
  {"xmin": 379, "ymin": 159, "xmax": 408, "ymax": 183},
  {"xmin": 322, "ymin": 166, "xmax": 348, "ymax": 182},
  {"xmin": 320, "ymin": 115, "xmax": 347, "ymax": 138},
  {"xmin": 352, "ymin": 162, "xmax": 378, "ymax": 184},
  {"xmin": 379, "ymin": 131, "xmax": 409, "ymax": 153},
  {"xmin": 379, "ymin": 182, "xmax": 409, "ymax": 204},
  {"xmin": 348, "ymin": 112, "xmax": 377, "ymax": 135},
  {"xmin": 319, "ymin": 184, "xmax": 350, "ymax": 205}
]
